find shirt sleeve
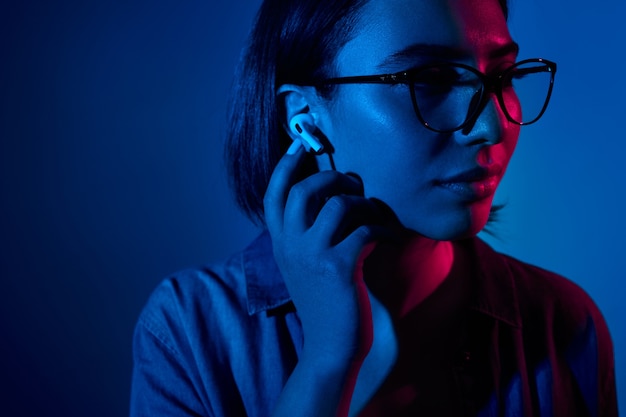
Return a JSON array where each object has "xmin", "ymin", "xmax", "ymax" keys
[
  {"xmin": 595, "ymin": 310, "xmax": 619, "ymax": 417},
  {"xmin": 554, "ymin": 276, "xmax": 619, "ymax": 417}
]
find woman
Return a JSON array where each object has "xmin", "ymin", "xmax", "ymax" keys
[{"xmin": 130, "ymin": 0, "xmax": 618, "ymax": 416}]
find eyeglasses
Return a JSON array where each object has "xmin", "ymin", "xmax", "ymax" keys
[{"xmin": 313, "ymin": 58, "xmax": 557, "ymax": 133}]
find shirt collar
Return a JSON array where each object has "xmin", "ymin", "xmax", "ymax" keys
[
  {"xmin": 243, "ymin": 231, "xmax": 292, "ymax": 315},
  {"xmin": 465, "ymin": 237, "xmax": 522, "ymax": 328},
  {"xmin": 243, "ymin": 231, "xmax": 522, "ymax": 328}
]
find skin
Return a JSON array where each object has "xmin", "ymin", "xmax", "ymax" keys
[
  {"xmin": 316, "ymin": 0, "xmax": 520, "ymax": 240},
  {"xmin": 266, "ymin": 0, "xmax": 520, "ymax": 415}
]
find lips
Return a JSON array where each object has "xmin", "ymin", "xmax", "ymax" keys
[{"xmin": 436, "ymin": 165, "xmax": 503, "ymax": 200}]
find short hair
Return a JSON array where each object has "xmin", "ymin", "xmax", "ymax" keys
[{"xmin": 226, "ymin": 0, "xmax": 509, "ymax": 225}]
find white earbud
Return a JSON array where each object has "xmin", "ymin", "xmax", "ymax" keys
[{"xmin": 288, "ymin": 114, "xmax": 324, "ymax": 153}]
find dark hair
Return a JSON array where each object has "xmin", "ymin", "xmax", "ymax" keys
[{"xmin": 226, "ymin": 0, "xmax": 509, "ymax": 225}]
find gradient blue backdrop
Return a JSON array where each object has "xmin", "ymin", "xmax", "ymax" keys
[{"xmin": 1, "ymin": 1, "xmax": 623, "ymax": 416}]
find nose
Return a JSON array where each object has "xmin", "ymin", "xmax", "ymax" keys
[{"xmin": 455, "ymin": 93, "xmax": 503, "ymax": 146}]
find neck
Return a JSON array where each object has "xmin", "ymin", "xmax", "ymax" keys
[{"xmin": 364, "ymin": 231, "xmax": 456, "ymax": 318}]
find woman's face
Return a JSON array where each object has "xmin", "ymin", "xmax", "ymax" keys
[{"xmin": 316, "ymin": 0, "xmax": 520, "ymax": 240}]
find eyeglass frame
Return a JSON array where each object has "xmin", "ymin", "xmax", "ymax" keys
[{"xmin": 311, "ymin": 58, "xmax": 557, "ymax": 133}]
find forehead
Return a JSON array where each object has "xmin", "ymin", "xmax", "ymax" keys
[{"xmin": 335, "ymin": 0, "xmax": 513, "ymax": 72}]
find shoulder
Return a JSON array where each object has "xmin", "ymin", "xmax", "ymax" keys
[
  {"xmin": 472, "ymin": 238, "xmax": 614, "ymax": 375},
  {"xmin": 472, "ymin": 238, "xmax": 603, "ymax": 325},
  {"xmin": 470, "ymin": 237, "xmax": 614, "ymax": 361},
  {"xmin": 134, "ymin": 248, "xmax": 250, "ymax": 355},
  {"xmin": 473, "ymin": 239, "xmax": 617, "ymax": 414},
  {"xmin": 131, "ymin": 233, "xmax": 301, "ymax": 417},
  {"xmin": 143, "ymin": 252, "xmax": 248, "ymax": 316},
  {"xmin": 500, "ymin": 249, "xmax": 602, "ymax": 326},
  {"xmin": 133, "ymin": 230, "xmax": 293, "ymax": 357}
]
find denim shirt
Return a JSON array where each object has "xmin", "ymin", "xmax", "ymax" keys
[{"xmin": 130, "ymin": 232, "xmax": 617, "ymax": 416}]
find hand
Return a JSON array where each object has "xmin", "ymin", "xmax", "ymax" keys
[
  {"xmin": 265, "ymin": 143, "xmax": 400, "ymax": 417},
  {"xmin": 264, "ymin": 143, "xmax": 390, "ymax": 362}
]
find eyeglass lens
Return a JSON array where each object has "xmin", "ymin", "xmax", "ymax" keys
[{"xmin": 411, "ymin": 61, "xmax": 553, "ymax": 132}]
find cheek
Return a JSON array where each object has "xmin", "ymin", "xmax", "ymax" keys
[
  {"xmin": 502, "ymin": 88, "xmax": 522, "ymax": 123},
  {"xmin": 324, "ymin": 86, "xmax": 520, "ymax": 240},
  {"xmin": 329, "ymin": 87, "xmax": 430, "ymax": 179}
]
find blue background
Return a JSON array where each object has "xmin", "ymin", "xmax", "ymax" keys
[{"xmin": 0, "ymin": 1, "xmax": 623, "ymax": 416}]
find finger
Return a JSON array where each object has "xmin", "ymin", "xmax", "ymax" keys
[
  {"xmin": 311, "ymin": 194, "xmax": 385, "ymax": 246},
  {"xmin": 338, "ymin": 224, "xmax": 394, "ymax": 264},
  {"xmin": 263, "ymin": 141, "xmax": 307, "ymax": 233},
  {"xmin": 283, "ymin": 170, "xmax": 364, "ymax": 233}
]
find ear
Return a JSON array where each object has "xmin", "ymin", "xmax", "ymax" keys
[
  {"xmin": 276, "ymin": 84, "xmax": 321, "ymax": 140},
  {"xmin": 277, "ymin": 84, "xmax": 334, "ymax": 168}
]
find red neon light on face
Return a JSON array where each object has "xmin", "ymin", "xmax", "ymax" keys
[
  {"xmin": 325, "ymin": 0, "xmax": 520, "ymax": 241},
  {"xmin": 446, "ymin": 0, "xmax": 520, "ymax": 235}
]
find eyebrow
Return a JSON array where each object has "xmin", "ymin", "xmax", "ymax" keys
[{"xmin": 376, "ymin": 41, "xmax": 520, "ymax": 69}]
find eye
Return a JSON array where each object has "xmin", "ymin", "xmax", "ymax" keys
[
  {"xmin": 413, "ymin": 66, "xmax": 459, "ymax": 86},
  {"xmin": 409, "ymin": 64, "xmax": 479, "ymax": 94}
]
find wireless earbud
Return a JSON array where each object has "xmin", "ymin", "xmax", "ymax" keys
[{"xmin": 288, "ymin": 114, "xmax": 324, "ymax": 154}]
